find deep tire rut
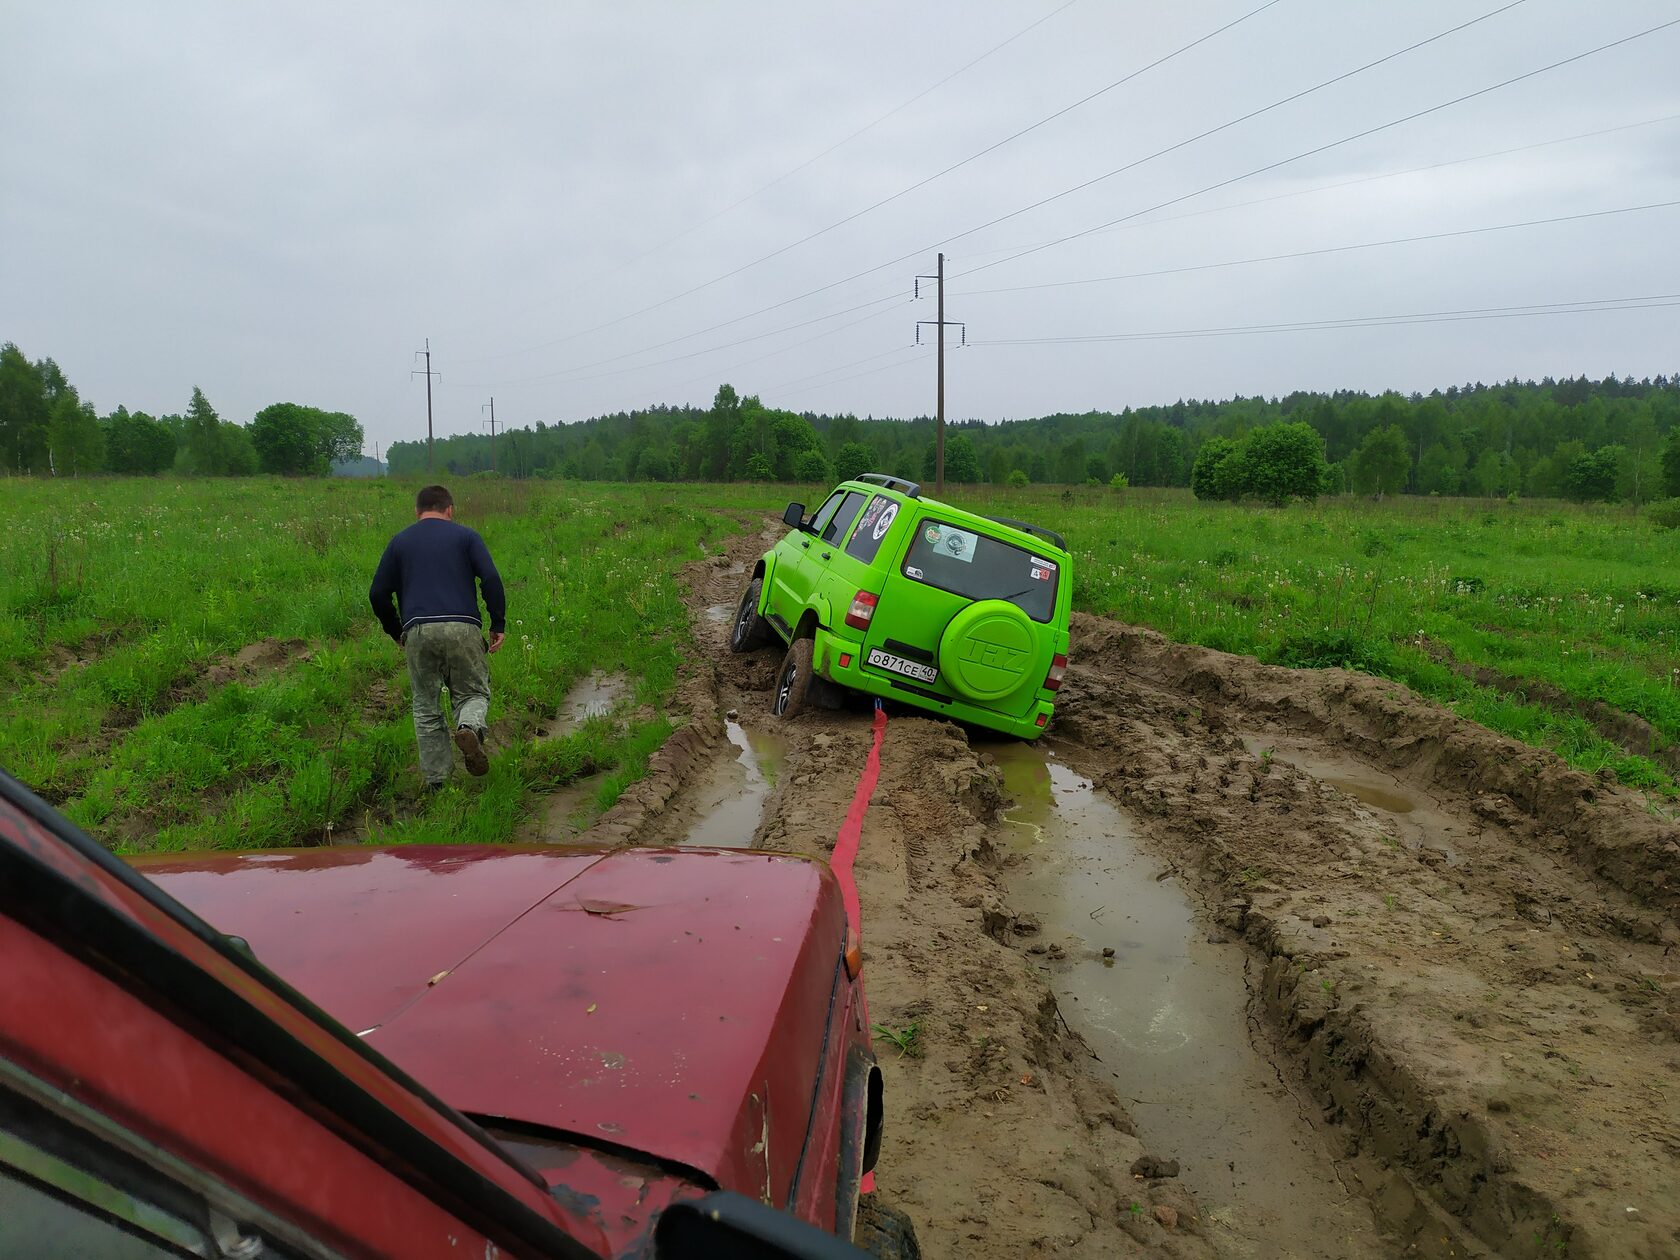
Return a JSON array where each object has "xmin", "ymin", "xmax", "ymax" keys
[{"xmin": 564, "ymin": 519, "xmax": 1680, "ymax": 1259}]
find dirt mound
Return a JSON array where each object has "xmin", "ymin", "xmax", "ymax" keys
[
  {"xmin": 1061, "ymin": 612, "xmax": 1680, "ymax": 1257},
  {"xmin": 1071, "ymin": 614, "xmax": 1680, "ymax": 928},
  {"xmin": 204, "ymin": 637, "xmax": 311, "ymax": 687}
]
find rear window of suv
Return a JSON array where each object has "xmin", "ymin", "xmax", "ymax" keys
[{"xmin": 902, "ymin": 520, "xmax": 1060, "ymax": 623}]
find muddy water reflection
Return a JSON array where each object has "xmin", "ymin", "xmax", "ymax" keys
[
  {"xmin": 991, "ymin": 743, "xmax": 1386, "ymax": 1258},
  {"xmin": 536, "ymin": 671, "xmax": 630, "ymax": 742},
  {"xmin": 682, "ymin": 720, "xmax": 786, "ymax": 848}
]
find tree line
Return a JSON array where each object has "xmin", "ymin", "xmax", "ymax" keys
[
  {"xmin": 388, "ymin": 373, "xmax": 1680, "ymax": 503},
  {"xmin": 0, "ymin": 343, "xmax": 362, "ymax": 477},
  {"xmin": 9, "ymin": 339, "xmax": 1676, "ymax": 501}
]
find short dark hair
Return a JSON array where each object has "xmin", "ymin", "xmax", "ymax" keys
[{"xmin": 416, "ymin": 485, "xmax": 453, "ymax": 514}]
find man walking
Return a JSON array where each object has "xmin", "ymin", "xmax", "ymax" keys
[{"xmin": 369, "ymin": 485, "xmax": 506, "ymax": 788}]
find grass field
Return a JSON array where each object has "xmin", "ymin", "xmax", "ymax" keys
[
  {"xmin": 2, "ymin": 478, "xmax": 745, "ymax": 850},
  {"xmin": 7, "ymin": 477, "xmax": 1677, "ymax": 855},
  {"xmin": 971, "ymin": 485, "xmax": 1680, "ymax": 792}
]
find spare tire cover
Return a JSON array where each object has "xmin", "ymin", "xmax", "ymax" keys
[{"xmin": 938, "ymin": 600, "xmax": 1036, "ymax": 701}]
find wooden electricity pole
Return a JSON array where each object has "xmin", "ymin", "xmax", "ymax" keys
[
  {"xmin": 916, "ymin": 253, "xmax": 964, "ymax": 496},
  {"xmin": 482, "ymin": 396, "xmax": 498, "ymax": 474},
  {"xmin": 412, "ymin": 339, "xmax": 440, "ymax": 473}
]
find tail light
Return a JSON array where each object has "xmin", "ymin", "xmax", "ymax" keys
[
  {"xmin": 1044, "ymin": 653, "xmax": 1068, "ymax": 692},
  {"xmin": 845, "ymin": 590, "xmax": 878, "ymax": 631}
]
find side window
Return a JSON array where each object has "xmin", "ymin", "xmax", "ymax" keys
[
  {"xmin": 844, "ymin": 496, "xmax": 902, "ymax": 565},
  {"xmin": 821, "ymin": 491, "xmax": 867, "ymax": 545},
  {"xmin": 0, "ymin": 1088, "xmax": 315, "ymax": 1259},
  {"xmin": 808, "ymin": 492, "xmax": 847, "ymax": 539}
]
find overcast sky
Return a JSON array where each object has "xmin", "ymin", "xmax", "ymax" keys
[{"xmin": 5, "ymin": 1, "xmax": 1679, "ymax": 453}]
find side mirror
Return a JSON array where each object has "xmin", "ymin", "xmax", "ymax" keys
[
  {"xmin": 783, "ymin": 502, "xmax": 807, "ymax": 530},
  {"xmin": 655, "ymin": 1191, "xmax": 871, "ymax": 1258}
]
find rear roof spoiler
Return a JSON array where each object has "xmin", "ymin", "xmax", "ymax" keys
[
  {"xmin": 853, "ymin": 472, "xmax": 920, "ymax": 498},
  {"xmin": 986, "ymin": 516, "xmax": 1068, "ymax": 552}
]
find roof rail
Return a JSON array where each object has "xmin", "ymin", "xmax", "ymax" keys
[
  {"xmin": 854, "ymin": 472, "xmax": 920, "ymax": 498},
  {"xmin": 986, "ymin": 516, "xmax": 1068, "ymax": 552}
]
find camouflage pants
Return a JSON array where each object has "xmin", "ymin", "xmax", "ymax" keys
[{"xmin": 404, "ymin": 621, "xmax": 491, "ymax": 785}]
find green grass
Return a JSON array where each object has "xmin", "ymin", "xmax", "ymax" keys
[
  {"xmin": 1, "ymin": 477, "xmax": 748, "ymax": 851},
  {"xmin": 8, "ymin": 476, "xmax": 1676, "ymax": 854},
  {"xmin": 962, "ymin": 485, "xmax": 1680, "ymax": 792}
]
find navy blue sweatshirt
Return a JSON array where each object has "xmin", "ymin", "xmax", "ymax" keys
[{"xmin": 368, "ymin": 517, "xmax": 506, "ymax": 642}]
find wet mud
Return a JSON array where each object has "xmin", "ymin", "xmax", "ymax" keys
[
  {"xmin": 531, "ymin": 524, "xmax": 1680, "ymax": 1260},
  {"xmin": 990, "ymin": 740, "xmax": 1388, "ymax": 1258},
  {"xmin": 533, "ymin": 670, "xmax": 630, "ymax": 741},
  {"xmin": 679, "ymin": 718, "xmax": 786, "ymax": 848}
]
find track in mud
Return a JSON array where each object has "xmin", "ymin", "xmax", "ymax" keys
[{"xmin": 530, "ymin": 522, "xmax": 1680, "ymax": 1260}]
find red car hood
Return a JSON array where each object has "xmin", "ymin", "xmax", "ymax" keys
[{"xmin": 133, "ymin": 845, "xmax": 849, "ymax": 1245}]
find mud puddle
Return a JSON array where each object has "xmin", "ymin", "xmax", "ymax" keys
[
  {"xmin": 1238, "ymin": 734, "xmax": 1464, "ymax": 865},
  {"xmin": 990, "ymin": 741, "xmax": 1389, "ymax": 1258},
  {"xmin": 534, "ymin": 671, "xmax": 630, "ymax": 741},
  {"xmin": 680, "ymin": 718, "xmax": 787, "ymax": 848}
]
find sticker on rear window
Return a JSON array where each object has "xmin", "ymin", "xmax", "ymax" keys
[
  {"xmin": 1030, "ymin": 556, "xmax": 1058, "ymax": 571},
  {"xmin": 872, "ymin": 501, "xmax": 899, "ymax": 541},
  {"xmin": 922, "ymin": 525, "xmax": 976, "ymax": 563},
  {"xmin": 906, "ymin": 565, "xmax": 924, "ymax": 580},
  {"xmin": 1031, "ymin": 566, "xmax": 1053, "ymax": 581}
]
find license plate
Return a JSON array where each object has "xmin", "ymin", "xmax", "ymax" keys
[{"xmin": 866, "ymin": 649, "xmax": 937, "ymax": 684}]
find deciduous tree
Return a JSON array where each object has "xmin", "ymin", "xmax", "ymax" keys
[
  {"xmin": 1352, "ymin": 425, "xmax": 1411, "ymax": 498},
  {"xmin": 48, "ymin": 390, "xmax": 103, "ymax": 476}
]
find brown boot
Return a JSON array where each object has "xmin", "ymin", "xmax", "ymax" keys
[{"xmin": 453, "ymin": 726, "xmax": 489, "ymax": 776}]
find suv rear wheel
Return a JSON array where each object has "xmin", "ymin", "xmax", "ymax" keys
[
  {"xmin": 730, "ymin": 578, "xmax": 772, "ymax": 653},
  {"xmin": 772, "ymin": 637, "xmax": 816, "ymax": 718}
]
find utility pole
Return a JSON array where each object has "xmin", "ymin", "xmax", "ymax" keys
[
  {"xmin": 482, "ymin": 396, "xmax": 498, "ymax": 474},
  {"xmin": 916, "ymin": 253, "xmax": 965, "ymax": 495},
  {"xmin": 412, "ymin": 339, "xmax": 440, "ymax": 473}
]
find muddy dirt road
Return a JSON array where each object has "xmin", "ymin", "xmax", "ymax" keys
[{"xmin": 550, "ymin": 523, "xmax": 1679, "ymax": 1259}]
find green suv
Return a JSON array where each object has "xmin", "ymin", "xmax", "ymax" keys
[{"xmin": 730, "ymin": 473, "xmax": 1071, "ymax": 739}]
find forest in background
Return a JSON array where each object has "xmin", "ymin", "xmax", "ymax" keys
[
  {"xmin": 0, "ymin": 343, "xmax": 362, "ymax": 478},
  {"xmin": 7, "ymin": 335, "xmax": 1680, "ymax": 502},
  {"xmin": 388, "ymin": 375, "xmax": 1680, "ymax": 504}
]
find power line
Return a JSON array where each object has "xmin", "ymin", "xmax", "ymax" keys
[
  {"xmin": 764, "ymin": 345, "xmax": 932, "ymax": 397},
  {"xmin": 950, "ymin": 109, "xmax": 1680, "ymax": 261},
  {"xmin": 459, "ymin": 0, "xmax": 1284, "ymax": 368},
  {"xmin": 474, "ymin": 14, "xmax": 1676, "ymax": 419},
  {"xmin": 467, "ymin": 0, "xmax": 1528, "ymax": 397},
  {"xmin": 450, "ymin": 288, "xmax": 905, "ymax": 390},
  {"xmin": 970, "ymin": 294, "xmax": 1680, "ymax": 346},
  {"xmin": 951, "ymin": 199, "xmax": 1680, "ymax": 296},
  {"xmin": 850, "ymin": 0, "xmax": 1524, "ymax": 286},
  {"xmin": 958, "ymin": 14, "xmax": 1680, "ymax": 282},
  {"xmin": 478, "ymin": 0, "xmax": 1082, "ymax": 335}
]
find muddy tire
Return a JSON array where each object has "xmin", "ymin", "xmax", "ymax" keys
[
  {"xmin": 730, "ymin": 578, "xmax": 771, "ymax": 653},
  {"xmin": 772, "ymin": 636, "xmax": 816, "ymax": 719},
  {"xmin": 854, "ymin": 1198, "xmax": 920, "ymax": 1260}
]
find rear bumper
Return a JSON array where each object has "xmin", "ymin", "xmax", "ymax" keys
[{"xmin": 811, "ymin": 627, "xmax": 1053, "ymax": 739}]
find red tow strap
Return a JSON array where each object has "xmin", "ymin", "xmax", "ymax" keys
[
  {"xmin": 830, "ymin": 701, "xmax": 886, "ymax": 975},
  {"xmin": 829, "ymin": 699, "xmax": 886, "ymax": 1198}
]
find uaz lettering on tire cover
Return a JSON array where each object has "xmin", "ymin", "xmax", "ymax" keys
[{"xmin": 961, "ymin": 639, "xmax": 1026, "ymax": 669}]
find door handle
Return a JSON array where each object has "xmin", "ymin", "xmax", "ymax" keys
[
  {"xmin": 821, "ymin": 552, "xmax": 831, "ymax": 560},
  {"xmin": 801, "ymin": 541, "xmax": 811, "ymax": 549}
]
